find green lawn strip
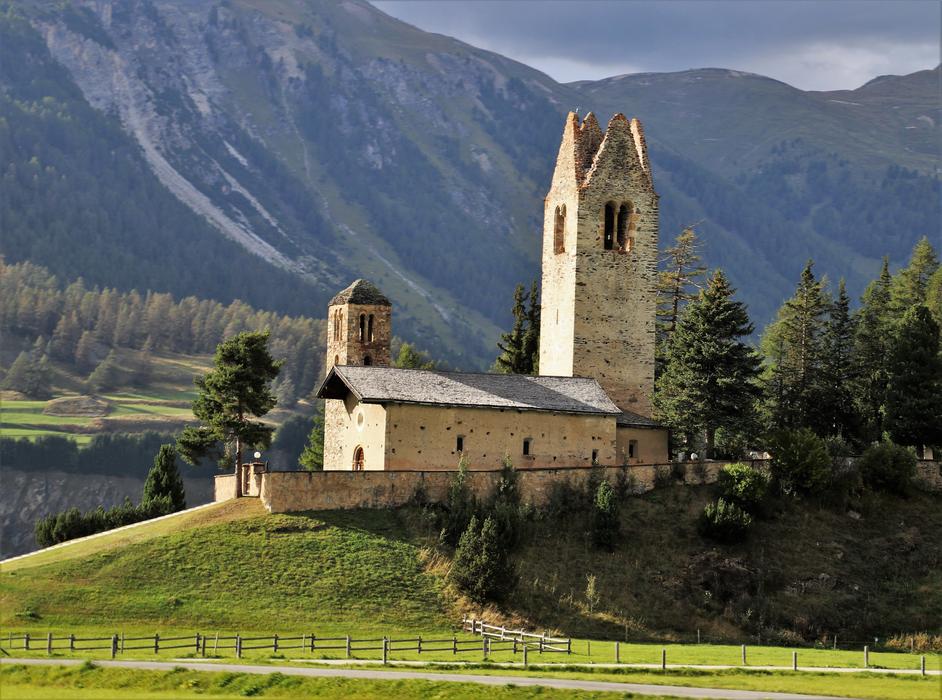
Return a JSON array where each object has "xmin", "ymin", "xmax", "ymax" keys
[
  {"xmin": 0, "ymin": 665, "xmax": 654, "ymax": 700},
  {"xmin": 0, "ymin": 427, "xmax": 94, "ymax": 444}
]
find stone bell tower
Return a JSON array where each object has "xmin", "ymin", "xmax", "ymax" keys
[
  {"xmin": 325, "ymin": 279, "xmax": 392, "ymax": 373},
  {"xmin": 538, "ymin": 112, "xmax": 659, "ymax": 416}
]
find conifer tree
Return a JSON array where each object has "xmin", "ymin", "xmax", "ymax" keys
[
  {"xmin": 656, "ymin": 270, "xmax": 761, "ymax": 456},
  {"xmin": 927, "ymin": 267, "xmax": 942, "ymax": 327},
  {"xmin": 2, "ymin": 350, "xmax": 48, "ymax": 398},
  {"xmin": 884, "ymin": 306, "xmax": 942, "ymax": 455},
  {"xmin": 854, "ymin": 258, "xmax": 894, "ymax": 441},
  {"xmin": 657, "ymin": 226, "xmax": 707, "ymax": 346},
  {"xmin": 818, "ymin": 280, "xmax": 860, "ymax": 440},
  {"xmin": 85, "ymin": 349, "xmax": 120, "ymax": 394},
  {"xmin": 591, "ymin": 480, "xmax": 620, "ymax": 552},
  {"xmin": 890, "ymin": 236, "xmax": 940, "ymax": 313},
  {"xmin": 299, "ymin": 405, "xmax": 325, "ymax": 471},
  {"xmin": 142, "ymin": 444, "xmax": 186, "ymax": 511},
  {"xmin": 449, "ymin": 515, "xmax": 516, "ymax": 604},
  {"xmin": 761, "ymin": 261, "xmax": 828, "ymax": 432},
  {"xmin": 522, "ymin": 280, "xmax": 541, "ymax": 374},
  {"xmin": 394, "ymin": 342, "xmax": 438, "ymax": 370},
  {"xmin": 74, "ymin": 329, "xmax": 98, "ymax": 372},
  {"xmin": 494, "ymin": 281, "xmax": 539, "ymax": 375},
  {"xmin": 177, "ymin": 331, "xmax": 282, "ymax": 496}
]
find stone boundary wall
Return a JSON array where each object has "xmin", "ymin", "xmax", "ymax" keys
[{"xmin": 215, "ymin": 459, "xmax": 942, "ymax": 514}]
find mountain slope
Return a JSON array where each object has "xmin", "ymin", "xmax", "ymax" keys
[{"xmin": 3, "ymin": 1, "xmax": 938, "ymax": 363}]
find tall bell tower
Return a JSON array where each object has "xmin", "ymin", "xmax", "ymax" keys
[
  {"xmin": 538, "ymin": 112, "xmax": 659, "ymax": 416},
  {"xmin": 325, "ymin": 279, "xmax": 392, "ymax": 373}
]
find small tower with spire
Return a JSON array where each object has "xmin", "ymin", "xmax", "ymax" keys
[{"xmin": 325, "ymin": 279, "xmax": 392, "ymax": 373}]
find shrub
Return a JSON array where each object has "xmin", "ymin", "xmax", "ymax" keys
[
  {"xmin": 591, "ymin": 480, "xmax": 620, "ymax": 551},
  {"xmin": 34, "ymin": 497, "xmax": 175, "ymax": 548},
  {"xmin": 441, "ymin": 456, "xmax": 475, "ymax": 546},
  {"xmin": 449, "ymin": 515, "xmax": 516, "ymax": 603},
  {"xmin": 858, "ymin": 442, "xmax": 917, "ymax": 495},
  {"xmin": 767, "ymin": 428, "xmax": 831, "ymax": 495},
  {"xmin": 718, "ymin": 462, "xmax": 769, "ymax": 515},
  {"xmin": 487, "ymin": 456, "xmax": 523, "ymax": 549},
  {"xmin": 698, "ymin": 498, "xmax": 753, "ymax": 543},
  {"xmin": 142, "ymin": 444, "xmax": 186, "ymax": 511}
]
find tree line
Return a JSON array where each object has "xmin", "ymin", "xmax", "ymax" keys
[{"xmin": 0, "ymin": 260, "xmax": 324, "ymax": 404}]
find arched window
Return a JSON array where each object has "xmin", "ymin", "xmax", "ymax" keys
[
  {"xmin": 553, "ymin": 204, "xmax": 566, "ymax": 254},
  {"xmin": 368, "ymin": 314, "xmax": 374, "ymax": 342},
  {"xmin": 352, "ymin": 446, "xmax": 364, "ymax": 471},
  {"xmin": 363, "ymin": 355, "xmax": 372, "ymax": 366},
  {"xmin": 358, "ymin": 313, "xmax": 366, "ymax": 341},
  {"xmin": 603, "ymin": 202, "xmax": 615, "ymax": 250},
  {"xmin": 616, "ymin": 203, "xmax": 630, "ymax": 251},
  {"xmin": 334, "ymin": 354, "xmax": 340, "ymax": 367}
]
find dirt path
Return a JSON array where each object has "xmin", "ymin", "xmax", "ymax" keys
[{"xmin": 1, "ymin": 657, "xmax": 865, "ymax": 700}]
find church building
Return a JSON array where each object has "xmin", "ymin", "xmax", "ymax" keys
[{"xmin": 316, "ymin": 112, "xmax": 669, "ymax": 471}]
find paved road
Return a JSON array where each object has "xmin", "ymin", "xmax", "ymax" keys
[{"xmin": 2, "ymin": 657, "xmax": 866, "ymax": 699}]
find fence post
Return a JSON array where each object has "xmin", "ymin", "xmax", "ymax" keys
[
  {"xmin": 47, "ymin": 633, "xmax": 52, "ymax": 655},
  {"xmin": 111, "ymin": 635, "xmax": 117, "ymax": 659},
  {"xmin": 921, "ymin": 655, "xmax": 926, "ymax": 676},
  {"xmin": 201, "ymin": 634, "xmax": 206, "ymax": 658},
  {"xmin": 69, "ymin": 634, "xmax": 75, "ymax": 652},
  {"xmin": 154, "ymin": 633, "xmax": 160, "ymax": 654},
  {"xmin": 742, "ymin": 644, "xmax": 747, "ymax": 665},
  {"xmin": 417, "ymin": 635, "xmax": 422, "ymax": 655},
  {"xmin": 195, "ymin": 633, "xmax": 200, "ymax": 655},
  {"xmin": 24, "ymin": 633, "xmax": 29, "ymax": 651},
  {"xmin": 661, "ymin": 648, "xmax": 666, "ymax": 671},
  {"xmin": 236, "ymin": 635, "xmax": 242, "ymax": 659},
  {"xmin": 833, "ymin": 635, "xmax": 837, "ymax": 650},
  {"xmin": 910, "ymin": 637, "xmax": 915, "ymax": 653},
  {"xmin": 273, "ymin": 634, "xmax": 278, "ymax": 654},
  {"xmin": 382, "ymin": 636, "xmax": 388, "ymax": 665},
  {"xmin": 586, "ymin": 640, "xmax": 590, "ymax": 657},
  {"xmin": 513, "ymin": 639, "xmax": 517, "ymax": 655},
  {"xmin": 864, "ymin": 645, "xmax": 869, "ymax": 669},
  {"xmin": 523, "ymin": 643, "xmax": 528, "ymax": 667},
  {"xmin": 539, "ymin": 637, "xmax": 544, "ymax": 655},
  {"xmin": 452, "ymin": 637, "xmax": 457, "ymax": 655},
  {"xmin": 697, "ymin": 628, "xmax": 701, "ymax": 644},
  {"xmin": 615, "ymin": 641, "xmax": 620, "ymax": 664},
  {"xmin": 121, "ymin": 633, "xmax": 126, "ymax": 653},
  {"xmin": 310, "ymin": 633, "xmax": 315, "ymax": 653},
  {"xmin": 213, "ymin": 632, "xmax": 219, "ymax": 655},
  {"xmin": 345, "ymin": 635, "xmax": 351, "ymax": 659},
  {"xmin": 792, "ymin": 651, "xmax": 798, "ymax": 671}
]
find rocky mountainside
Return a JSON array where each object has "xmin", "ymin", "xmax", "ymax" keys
[{"xmin": 2, "ymin": 0, "xmax": 938, "ymax": 365}]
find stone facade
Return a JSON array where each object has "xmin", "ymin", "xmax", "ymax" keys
[{"xmin": 539, "ymin": 113, "xmax": 658, "ymax": 416}]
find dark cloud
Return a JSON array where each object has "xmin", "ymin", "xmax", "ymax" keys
[{"xmin": 371, "ymin": 1, "xmax": 940, "ymax": 90}]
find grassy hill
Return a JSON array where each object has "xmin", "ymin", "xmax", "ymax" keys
[{"xmin": 4, "ymin": 484, "xmax": 940, "ymax": 648}]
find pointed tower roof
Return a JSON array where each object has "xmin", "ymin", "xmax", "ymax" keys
[{"xmin": 329, "ymin": 279, "xmax": 391, "ymax": 307}]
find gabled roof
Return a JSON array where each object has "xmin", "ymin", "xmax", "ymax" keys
[
  {"xmin": 317, "ymin": 366, "xmax": 622, "ymax": 416},
  {"xmin": 328, "ymin": 279, "xmax": 391, "ymax": 307}
]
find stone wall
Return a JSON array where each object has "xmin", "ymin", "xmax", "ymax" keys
[{"xmin": 215, "ymin": 459, "xmax": 942, "ymax": 514}]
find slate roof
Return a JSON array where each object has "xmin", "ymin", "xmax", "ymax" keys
[
  {"xmin": 317, "ymin": 365, "xmax": 622, "ymax": 416},
  {"xmin": 616, "ymin": 410, "xmax": 663, "ymax": 428},
  {"xmin": 328, "ymin": 279, "xmax": 391, "ymax": 307}
]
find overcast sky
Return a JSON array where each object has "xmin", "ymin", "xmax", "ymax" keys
[{"xmin": 371, "ymin": 0, "xmax": 941, "ymax": 91}]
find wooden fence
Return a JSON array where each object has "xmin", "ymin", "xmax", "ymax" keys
[{"xmin": 462, "ymin": 617, "xmax": 571, "ymax": 655}]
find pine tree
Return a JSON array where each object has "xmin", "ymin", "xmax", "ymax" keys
[
  {"xmin": 49, "ymin": 312, "xmax": 81, "ymax": 361},
  {"xmin": 591, "ymin": 480, "xmax": 620, "ymax": 551},
  {"xmin": 927, "ymin": 267, "xmax": 942, "ymax": 327},
  {"xmin": 657, "ymin": 226, "xmax": 707, "ymax": 346},
  {"xmin": 884, "ymin": 306, "xmax": 942, "ymax": 454},
  {"xmin": 394, "ymin": 342, "xmax": 438, "ymax": 370},
  {"xmin": 449, "ymin": 515, "xmax": 516, "ymax": 604},
  {"xmin": 761, "ymin": 261, "xmax": 828, "ymax": 432},
  {"xmin": 85, "ymin": 349, "xmax": 120, "ymax": 394},
  {"xmin": 142, "ymin": 444, "xmax": 186, "ymax": 511},
  {"xmin": 521, "ymin": 280, "xmax": 540, "ymax": 374},
  {"xmin": 495, "ymin": 283, "xmax": 529, "ymax": 374},
  {"xmin": 854, "ymin": 258, "xmax": 894, "ymax": 441},
  {"xmin": 656, "ymin": 270, "xmax": 762, "ymax": 457},
  {"xmin": 299, "ymin": 405, "xmax": 324, "ymax": 471},
  {"xmin": 818, "ymin": 280, "xmax": 860, "ymax": 440},
  {"xmin": 74, "ymin": 329, "xmax": 98, "ymax": 372},
  {"xmin": 177, "ymin": 331, "xmax": 282, "ymax": 497},
  {"xmin": 890, "ymin": 236, "xmax": 940, "ymax": 314}
]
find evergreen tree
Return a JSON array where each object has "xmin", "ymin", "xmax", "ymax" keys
[
  {"xmin": 927, "ymin": 266, "xmax": 942, "ymax": 327},
  {"xmin": 85, "ymin": 349, "xmax": 121, "ymax": 394},
  {"xmin": 2, "ymin": 351, "xmax": 46, "ymax": 397},
  {"xmin": 656, "ymin": 270, "xmax": 762, "ymax": 457},
  {"xmin": 494, "ymin": 283, "xmax": 531, "ymax": 374},
  {"xmin": 394, "ymin": 342, "xmax": 438, "ymax": 370},
  {"xmin": 854, "ymin": 258, "xmax": 894, "ymax": 441},
  {"xmin": 177, "ymin": 331, "xmax": 282, "ymax": 496},
  {"xmin": 74, "ymin": 329, "xmax": 98, "ymax": 372},
  {"xmin": 142, "ymin": 444, "xmax": 186, "ymax": 511},
  {"xmin": 521, "ymin": 280, "xmax": 540, "ymax": 374},
  {"xmin": 890, "ymin": 236, "xmax": 940, "ymax": 313},
  {"xmin": 818, "ymin": 280, "xmax": 860, "ymax": 440},
  {"xmin": 49, "ymin": 312, "xmax": 81, "ymax": 361},
  {"xmin": 657, "ymin": 226, "xmax": 707, "ymax": 346},
  {"xmin": 884, "ymin": 306, "xmax": 942, "ymax": 454},
  {"xmin": 299, "ymin": 405, "xmax": 325, "ymax": 471},
  {"xmin": 761, "ymin": 261, "xmax": 828, "ymax": 432},
  {"xmin": 449, "ymin": 515, "xmax": 516, "ymax": 604}
]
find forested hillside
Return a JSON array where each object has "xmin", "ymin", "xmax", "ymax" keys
[{"xmin": 1, "ymin": 1, "xmax": 937, "ymax": 365}]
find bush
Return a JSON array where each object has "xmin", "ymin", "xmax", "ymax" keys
[
  {"xmin": 717, "ymin": 462, "xmax": 769, "ymax": 514},
  {"xmin": 591, "ymin": 480, "xmax": 620, "ymax": 551},
  {"xmin": 34, "ymin": 496, "xmax": 175, "ymax": 548},
  {"xmin": 698, "ymin": 498, "xmax": 753, "ymax": 543},
  {"xmin": 858, "ymin": 442, "xmax": 917, "ymax": 495},
  {"xmin": 487, "ymin": 456, "xmax": 523, "ymax": 549},
  {"xmin": 441, "ymin": 456, "xmax": 476, "ymax": 546},
  {"xmin": 449, "ymin": 515, "xmax": 516, "ymax": 603},
  {"xmin": 767, "ymin": 428, "xmax": 831, "ymax": 495}
]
